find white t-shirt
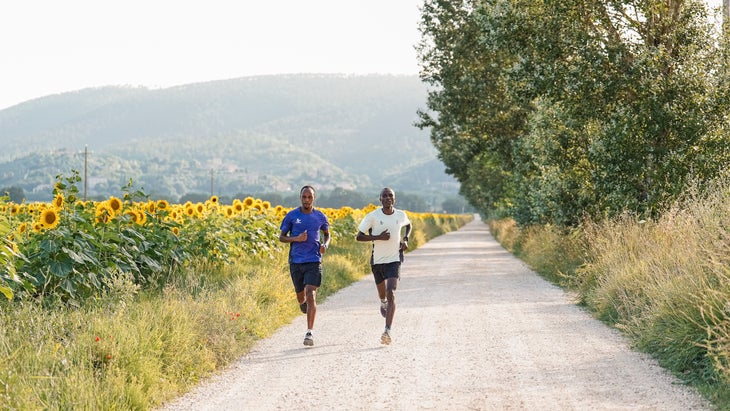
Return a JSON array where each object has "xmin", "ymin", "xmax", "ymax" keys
[{"xmin": 358, "ymin": 207, "xmax": 411, "ymax": 265}]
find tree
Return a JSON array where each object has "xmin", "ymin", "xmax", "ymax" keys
[
  {"xmin": 418, "ymin": 0, "xmax": 730, "ymax": 225},
  {"xmin": 320, "ymin": 187, "xmax": 368, "ymax": 208},
  {"xmin": 441, "ymin": 196, "xmax": 474, "ymax": 214},
  {"xmin": 1, "ymin": 186, "xmax": 24, "ymax": 203},
  {"xmin": 178, "ymin": 193, "xmax": 209, "ymax": 204}
]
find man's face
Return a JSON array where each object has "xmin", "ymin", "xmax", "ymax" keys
[
  {"xmin": 380, "ymin": 189, "xmax": 395, "ymax": 207},
  {"xmin": 301, "ymin": 188, "xmax": 315, "ymax": 209}
]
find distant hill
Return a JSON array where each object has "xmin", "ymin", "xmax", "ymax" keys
[{"xmin": 0, "ymin": 74, "xmax": 459, "ymax": 207}]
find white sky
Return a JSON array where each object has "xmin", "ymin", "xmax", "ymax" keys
[{"xmin": 0, "ymin": 0, "xmax": 423, "ymax": 110}]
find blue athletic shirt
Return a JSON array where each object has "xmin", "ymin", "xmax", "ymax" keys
[{"xmin": 280, "ymin": 207, "xmax": 329, "ymax": 264}]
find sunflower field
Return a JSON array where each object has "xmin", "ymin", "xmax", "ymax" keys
[{"xmin": 0, "ymin": 171, "xmax": 466, "ymax": 304}]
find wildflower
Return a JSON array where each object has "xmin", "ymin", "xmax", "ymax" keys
[
  {"xmin": 40, "ymin": 209, "xmax": 60, "ymax": 230},
  {"xmin": 95, "ymin": 336, "xmax": 100, "ymax": 342},
  {"xmin": 108, "ymin": 196, "xmax": 123, "ymax": 213},
  {"xmin": 125, "ymin": 210, "xmax": 140, "ymax": 224},
  {"xmin": 95, "ymin": 203, "xmax": 113, "ymax": 223},
  {"xmin": 156, "ymin": 199, "xmax": 169, "ymax": 210},
  {"xmin": 52, "ymin": 193, "xmax": 64, "ymax": 209}
]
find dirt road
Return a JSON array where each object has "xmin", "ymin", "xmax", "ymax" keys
[{"xmin": 160, "ymin": 218, "xmax": 710, "ymax": 410}]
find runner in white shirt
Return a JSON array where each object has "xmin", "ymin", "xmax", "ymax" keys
[{"xmin": 356, "ymin": 187, "xmax": 411, "ymax": 345}]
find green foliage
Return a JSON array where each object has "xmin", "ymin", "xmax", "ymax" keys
[
  {"xmin": 0, "ymin": 206, "xmax": 469, "ymax": 410},
  {"xmin": 490, "ymin": 173, "xmax": 730, "ymax": 406},
  {"xmin": 0, "ymin": 219, "xmax": 17, "ymax": 300},
  {"xmin": 418, "ymin": 0, "xmax": 730, "ymax": 226}
]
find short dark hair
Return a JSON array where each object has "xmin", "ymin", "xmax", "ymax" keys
[
  {"xmin": 380, "ymin": 187, "xmax": 395, "ymax": 196},
  {"xmin": 300, "ymin": 185, "xmax": 316, "ymax": 195}
]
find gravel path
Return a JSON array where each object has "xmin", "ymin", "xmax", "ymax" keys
[{"xmin": 160, "ymin": 218, "xmax": 711, "ymax": 410}]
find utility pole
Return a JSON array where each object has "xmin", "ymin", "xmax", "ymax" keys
[
  {"xmin": 210, "ymin": 169, "xmax": 214, "ymax": 197},
  {"xmin": 84, "ymin": 146, "xmax": 88, "ymax": 200},
  {"xmin": 78, "ymin": 145, "xmax": 92, "ymax": 200}
]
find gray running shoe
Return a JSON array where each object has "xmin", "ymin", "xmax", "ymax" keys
[
  {"xmin": 299, "ymin": 302, "xmax": 307, "ymax": 314},
  {"xmin": 380, "ymin": 301, "xmax": 388, "ymax": 318},
  {"xmin": 381, "ymin": 330, "xmax": 391, "ymax": 345},
  {"xmin": 304, "ymin": 331, "xmax": 314, "ymax": 346}
]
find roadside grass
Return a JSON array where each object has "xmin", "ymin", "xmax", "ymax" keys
[
  {"xmin": 488, "ymin": 180, "xmax": 730, "ymax": 409},
  {"xmin": 0, "ymin": 214, "xmax": 471, "ymax": 410}
]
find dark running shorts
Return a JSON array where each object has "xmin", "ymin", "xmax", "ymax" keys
[
  {"xmin": 371, "ymin": 261, "xmax": 401, "ymax": 284},
  {"xmin": 289, "ymin": 262, "xmax": 322, "ymax": 293}
]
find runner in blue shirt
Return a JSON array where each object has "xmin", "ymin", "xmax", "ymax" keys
[{"xmin": 279, "ymin": 185, "xmax": 330, "ymax": 346}]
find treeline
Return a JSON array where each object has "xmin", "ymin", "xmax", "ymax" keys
[
  {"xmin": 1, "ymin": 183, "xmax": 472, "ymax": 214},
  {"xmin": 0, "ymin": 74, "xmax": 460, "ymax": 207},
  {"xmin": 417, "ymin": 0, "xmax": 730, "ymax": 226}
]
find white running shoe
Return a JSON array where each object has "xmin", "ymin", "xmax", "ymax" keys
[
  {"xmin": 304, "ymin": 331, "xmax": 313, "ymax": 346},
  {"xmin": 381, "ymin": 330, "xmax": 391, "ymax": 345}
]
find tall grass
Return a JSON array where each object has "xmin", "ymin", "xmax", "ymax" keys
[
  {"xmin": 488, "ymin": 219, "xmax": 585, "ymax": 286},
  {"xmin": 577, "ymin": 180, "xmax": 730, "ymax": 403},
  {"xmin": 0, "ymin": 213, "xmax": 470, "ymax": 410},
  {"xmin": 489, "ymin": 177, "xmax": 730, "ymax": 407}
]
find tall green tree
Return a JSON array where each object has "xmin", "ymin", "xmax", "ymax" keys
[
  {"xmin": 416, "ymin": 0, "xmax": 528, "ymax": 217},
  {"xmin": 418, "ymin": 0, "xmax": 730, "ymax": 225}
]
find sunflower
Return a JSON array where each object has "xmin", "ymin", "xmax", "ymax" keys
[
  {"xmin": 243, "ymin": 197, "xmax": 255, "ymax": 208},
  {"xmin": 156, "ymin": 199, "xmax": 169, "ymax": 211},
  {"xmin": 171, "ymin": 226, "xmax": 180, "ymax": 236},
  {"xmin": 136, "ymin": 210, "xmax": 147, "ymax": 225},
  {"xmin": 32, "ymin": 222, "xmax": 43, "ymax": 233},
  {"xmin": 108, "ymin": 196, "xmax": 123, "ymax": 213},
  {"xmin": 185, "ymin": 205, "xmax": 196, "ymax": 217},
  {"xmin": 40, "ymin": 208, "xmax": 60, "ymax": 230},
  {"xmin": 223, "ymin": 206, "xmax": 234, "ymax": 218},
  {"xmin": 95, "ymin": 203, "xmax": 113, "ymax": 224},
  {"xmin": 233, "ymin": 201, "xmax": 244, "ymax": 213},
  {"xmin": 262, "ymin": 201, "xmax": 271, "ymax": 210},
  {"xmin": 195, "ymin": 203, "xmax": 205, "ymax": 215},
  {"xmin": 9, "ymin": 204, "xmax": 20, "ymax": 216},
  {"xmin": 17, "ymin": 222, "xmax": 27, "ymax": 234},
  {"xmin": 52, "ymin": 193, "xmax": 64, "ymax": 209},
  {"xmin": 209, "ymin": 195, "xmax": 219, "ymax": 204},
  {"xmin": 125, "ymin": 210, "xmax": 140, "ymax": 224}
]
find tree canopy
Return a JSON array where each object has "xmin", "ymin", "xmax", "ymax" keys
[{"xmin": 418, "ymin": 0, "xmax": 730, "ymax": 226}]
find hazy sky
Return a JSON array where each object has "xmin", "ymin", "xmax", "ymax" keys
[{"xmin": 0, "ymin": 0, "xmax": 423, "ymax": 110}]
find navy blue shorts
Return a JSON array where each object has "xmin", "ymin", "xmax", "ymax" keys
[
  {"xmin": 289, "ymin": 262, "xmax": 322, "ymax": 293},
  {"xmin": 371, "ymin": 261, "xmax": 400, "ymax": 284}
]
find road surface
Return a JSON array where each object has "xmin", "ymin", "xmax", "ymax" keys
[{"xmin": 160, "ymin": 218, "xmax": 710, "ymax": 410}]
